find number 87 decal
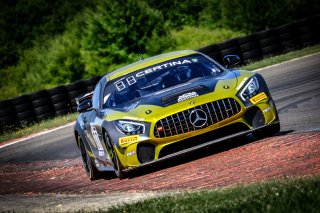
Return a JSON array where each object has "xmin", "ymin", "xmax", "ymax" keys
[{"xmin": 114, "ymin": 76, "xmax": 137, "ymax": 91}]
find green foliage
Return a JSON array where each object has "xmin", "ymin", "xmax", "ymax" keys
[
  {"xmin": 220, "ymin": 0, "xmax": 320, "ymax": 33},
  {"xmin": 0, "ymin": 16, "xmax": 86, "ymax": 98},
  {"xmin": 81, "ymin": 0, "xmax": 171, "ymax": 77},
  {"xmin": 43, "ymin": 19, "xmax": 85, "ymax": 86},
  {"xmin": 147, "ymin": 0, "xmax": 209, "ymax": 28},
  {"xmin": 198, "ymin": 0, "xmax": 223, "ymax": 28},
  {"xmin": 108, "ymin": 177, "xmax": 320, "ymax": 213},
  {"xmin": 0, "ymin": 66, "xmax": 21, "ymax": 99},
  {"xmin": 168, "ymin": 26, "xmax": 244, "ymax": 51},
  {"xmin": 0, "ymin": 0, "xmax": 94, "ymax": 69}
]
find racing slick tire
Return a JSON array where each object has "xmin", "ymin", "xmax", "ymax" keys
[
  {"xmin": 104, "ymin": 132, "xmax": 126, "ymax": 179},
  {"xmin": 79, "ymin": 139, "xmax": 100, "ymax": 180}
]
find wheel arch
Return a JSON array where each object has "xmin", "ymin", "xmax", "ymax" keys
[
  {"xmin": 100, "ymin": 120, "xmax": 115, "ymax": 146},
  {"xmin": 74, "ymin": 130, "xmax": 80, "ymax": 148}
]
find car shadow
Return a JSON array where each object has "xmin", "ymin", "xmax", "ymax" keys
[
  {"xmin": 274, "ymin": 130, "xmax": 294, "ymax": 136},
  {"xmin": 101, "ymin": 172, "xmax": 117, "ymax": 180}
]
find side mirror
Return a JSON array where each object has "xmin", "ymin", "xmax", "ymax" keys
[
  {"xmin": 77, "ymin": 99, "xmax": 93, "ymax": 113},
  {"xmin": 223, "ymin": 55, "xmax": 241, "ymax": 69}
]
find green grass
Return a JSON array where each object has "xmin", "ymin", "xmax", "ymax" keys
[
  {"xmin": 107, "ymin": 176, "xmax": 320, "ymax": 213},
  {"xmin": 1, "ymin": 44, "xmax": 320, "ymax": 143},
  {"xmin": 0, "ymin": 113, "xmax": 77, "ymax": 143},
  {"xmin": 242, "ymin": 44, "xmax": 320, "ymax": 71}
]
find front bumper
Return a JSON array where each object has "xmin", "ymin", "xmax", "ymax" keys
[{"xmin": 123, "ymin": 120, "xmax": 280, "ymax": 173}]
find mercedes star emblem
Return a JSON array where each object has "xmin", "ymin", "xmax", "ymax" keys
[{"xmin": 189, "ymin": 109, "xmax": 208, "ymax": 128}]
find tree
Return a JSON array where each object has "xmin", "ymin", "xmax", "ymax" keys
[{"xmin": 81, "ymin": 0, "xmax": 171, "ymax": 76}]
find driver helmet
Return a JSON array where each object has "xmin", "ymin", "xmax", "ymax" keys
[{"xmin": 174, "ymin": 65, "xmax": 192, "ymax": 81}]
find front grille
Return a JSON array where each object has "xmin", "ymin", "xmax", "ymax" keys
[{"xmin": 154, "ymin": 98, "xmax": 241, "ymax": 138}]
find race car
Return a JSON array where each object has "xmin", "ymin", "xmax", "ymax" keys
[{"xmin": 74, "ymin": 50, "xmax": 280, "ymax": 180}]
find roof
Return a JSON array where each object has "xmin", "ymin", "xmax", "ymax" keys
[{"xmin": 106, "ymin": 50, "xmax": 200, "ymax": 81}]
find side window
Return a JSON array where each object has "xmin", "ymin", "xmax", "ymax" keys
[{"xmin": 92, "ymin": 82, "xmax": 101, "ymax": 109}]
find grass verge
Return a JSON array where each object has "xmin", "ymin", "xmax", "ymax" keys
[
  {"xmin": 107, "ymin": 176, "xmax": 320, "ymax": 213},
  {"xmin": 242, "ymin": 44, "xmax": 320, "ymax": 71},
  {"xmin": 1, "ymin": 44, "xmax": 319, "ymax": 143},
  {"xmin": 0, "ymin": 113, "xmax": 77, "ymax": 143}
]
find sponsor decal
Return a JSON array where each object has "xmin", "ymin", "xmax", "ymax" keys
[
  {"xmin": 119, "ymin": 135, "xmax": 139, "ymax": 147},
  {"xmin": 114, "ymin": 59, "xmax": 194, "ymax": 91},
  {"xmin": 90, "ymin": 125, "xmax": 104, "ymax": 151},
  {"xmin": 94, "ymin": 159, "xmax": 100, "ymax": 168},
  {"xmin": 178, "ymin": 92, "xmax": 199, "ymax": 102},
  {"xmin": 263, "ymin": 107, "xmax": 271, "ymax": 113},
  {"xmin": 126, "ymin": 151, "xmax": 136, "ymax": 157},
  {"xmin": 250, "ymin": 92, "xmax": 267, "ymax": 104},
  {"xmin": 98, "ymin": 151, "xmax": 105, "ymax": 157},
  {"xmin": 95, "ymin": 159, "xmax": 113, "ymax": 168}
]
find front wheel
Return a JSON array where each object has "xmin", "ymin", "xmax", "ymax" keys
[
  {"xmin": 79, "ymin": 140, "xmax": 101, "ymax": 180},
  {"xmin": 104, "ymin": 132, "xmax": 125, "ymax": 179}
]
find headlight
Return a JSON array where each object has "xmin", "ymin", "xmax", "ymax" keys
[
  {"xmin": 115, "ymin": 120, "xmax": 145, "ymax": 135},
  {"xmin": 239, "ymin": 77, "xmax": 259, "ymax": 101}
]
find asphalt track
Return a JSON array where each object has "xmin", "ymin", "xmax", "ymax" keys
[{"xmin": 1, "ymin": 53, "xmax": 319, "ymax": 163}]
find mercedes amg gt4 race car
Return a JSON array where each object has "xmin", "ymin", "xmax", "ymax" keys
[{"xmin": 74, "ymin": 50, "xmax": 280, "ymax": 180}]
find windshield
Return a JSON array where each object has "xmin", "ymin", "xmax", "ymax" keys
[{"xmin": 103, "ymin": 54, "xmax": 223, "ymax": 108}]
